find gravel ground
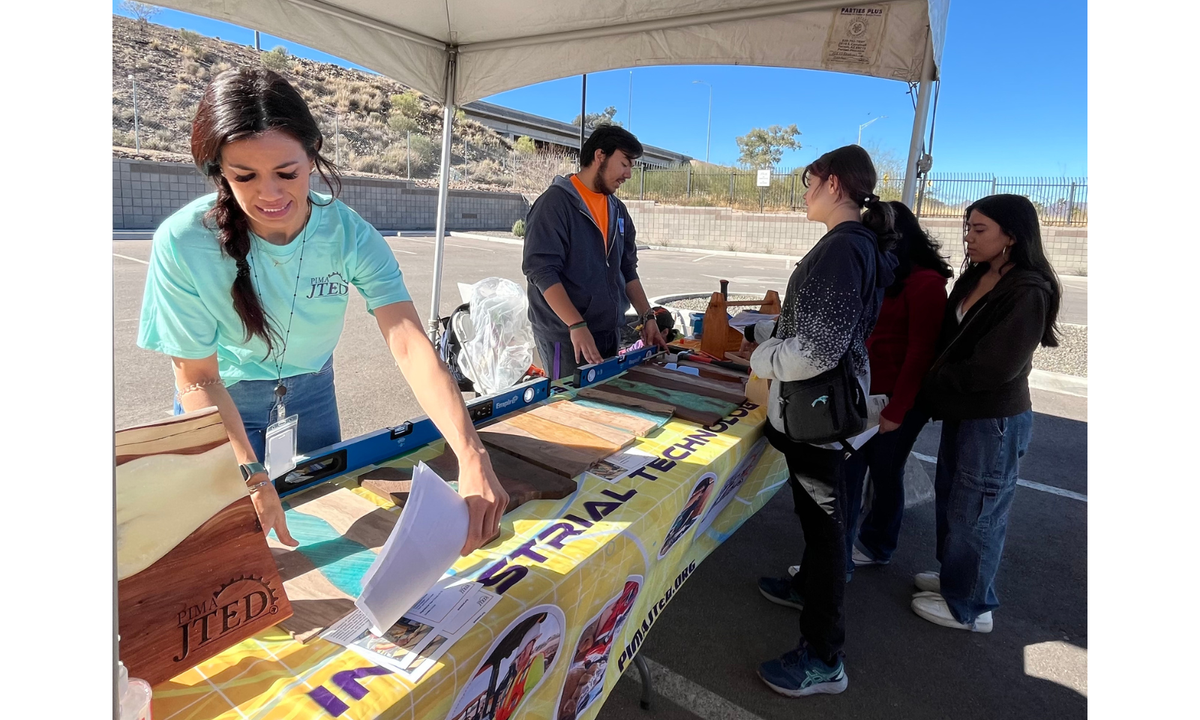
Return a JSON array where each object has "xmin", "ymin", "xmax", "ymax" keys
[
  {"xmin": 664, "ymin": 297, "xmax": 1088, "ymax": 378},
  {"xmin": 1033, "ymin": 323, "xmax": 1087, "ymax": 377},
  {"xmin": 664, "ymin": 294, "xmax": 765, "ymax": 315}
]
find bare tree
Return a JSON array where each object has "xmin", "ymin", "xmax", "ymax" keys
[{"xmin": 120, "ymin": 1, "xmax": 161, "ymax": 26}]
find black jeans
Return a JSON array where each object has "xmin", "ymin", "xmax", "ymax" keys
[
  {"xmin": 765, "ymin": 423, "xmax": 847, "ymax": 665},
  {"xmin": 534, "ymin": 329, "xmax": 620, "ymax": 381},
  {"xmin": 843, "ymin": 406, "xmax": 930, "ymax": 573}
]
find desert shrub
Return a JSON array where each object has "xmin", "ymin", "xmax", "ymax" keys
[
  {"xmin": 389, "ymin": 90, "xmax": 422, "ymax": 118},
  {"xmin": 261, "ymin": 46, "xmax": 290, "ymax": 73},
  {"xmin": 514, "ymin": 136, "xmax": 537, "ymax": 155},
  {"xmin": 168, "ymin": 83, "xmax": 190, "ymax": 106},
  {"xmin": 388, "ymin": 114, "xmax": 419, "ymax": 135},
  {"xmin": 512, "ymin": 219, "xmax": 526, "ymax": 237},
  {"xmin": 179, "ymin": 29, "xmax": 202, "ymax": 49},
  {"xmin": 407, "ymin": 134, "xmax": 441, "ymax": 172},
  {"xmin": 113, "ymin": 129, "xmax": 136, "ymax": 147}
]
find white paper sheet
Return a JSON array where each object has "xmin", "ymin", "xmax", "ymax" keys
[
  {"xmin": 355, "ymin": 462, "xmax": 470, "ymax": 636},
  {"xmin": 586, "ymin": 448, "xmax": 656, "ymax": 484},
  {"xmin": 324, "ymin": 579, "xmax": 501, "ymax": 682}
]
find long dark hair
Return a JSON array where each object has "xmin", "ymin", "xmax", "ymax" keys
[
  {"xmin": 802, "ymin": 144, "xmax": 897, "ymax": 252},
  {"xmin": 885, "ymin": 201, "xmax": 953, "ymax": 297},
  {"xmin": 190, "ymin": 67, "xmax": 341, "ymax": 355},
  {"xmin": 964, "ymin": 194, "xmax": 1062, "ymax": 347}
]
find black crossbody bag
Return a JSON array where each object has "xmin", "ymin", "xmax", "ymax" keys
[{"xmin": 776, "ymin": 350, "xmax": 867, "ymax": 449}]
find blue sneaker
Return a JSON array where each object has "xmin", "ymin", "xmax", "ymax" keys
[
  {"xmin": 758, "ymin": 643, "xmax": 848, "ymax": 697},
  {"xmin": 758, "ymin": 577, "xmax": 804, "ymax": 610}
]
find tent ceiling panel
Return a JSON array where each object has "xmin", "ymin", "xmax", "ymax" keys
[{"xmin": 151, "ymin": 0, "xmax": 944, "ymax": 104}]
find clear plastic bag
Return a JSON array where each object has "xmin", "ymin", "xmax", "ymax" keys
[{"xmin": 454, "ymin": 277, "xmax": 534, "ymax": 395}]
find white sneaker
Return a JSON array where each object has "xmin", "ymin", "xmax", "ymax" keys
[
  {"xmin": 852, "ymin": 546, "xmax": 888, "ymax": 567},
  {"xmin": 913, "ymin": 571, "xmax": 941, "ymax": 594},
  {"xmin": 911, "ymin": 594, "xmax": 993, "ymax": 633}
]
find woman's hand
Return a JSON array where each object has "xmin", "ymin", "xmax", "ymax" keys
[
  {"xmin": 456, "ymin": 450, "xmax": 509, "ymax": 555},
  {"xmin": 740, "ymin": 337, "xmax": 759, "ymax": 355},
  {"xmin": 249, "ymin": 476, "xmax": 299, "ymax": 546},
  {"xmin": 878, "ymin": 416, "xmax": 901, "ymax": 434}
]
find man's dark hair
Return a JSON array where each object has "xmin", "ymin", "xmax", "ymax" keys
[{"xmin": 580, "ymin": 125, "xmax": 644, "ymax": 167}]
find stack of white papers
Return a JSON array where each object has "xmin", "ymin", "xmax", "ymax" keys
[{"xmin": 355, "ymin": 462, "xmax": 470, "ymax": 635}]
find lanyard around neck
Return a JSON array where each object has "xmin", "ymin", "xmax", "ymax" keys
[{"xmin": 248, "ymin": 200, "xmax": 312, "ymax": 401}]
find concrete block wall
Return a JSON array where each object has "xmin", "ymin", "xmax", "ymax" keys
[
  {"xmin": 112, "ymin": 159, "xmax": 529, "ymax": 232},
  {"xmin": 623, "ymin": 201, "xmax": 1088, "ymax": 276}
]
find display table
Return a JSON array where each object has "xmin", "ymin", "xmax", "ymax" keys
[{"xmin": 150, "ymin": 390, "xmax": 787, "ymax": 720}]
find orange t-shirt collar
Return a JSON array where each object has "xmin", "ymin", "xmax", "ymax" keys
[{"xmin": 570, "ymin": 174, "xmax": 610, "ymax": 253}]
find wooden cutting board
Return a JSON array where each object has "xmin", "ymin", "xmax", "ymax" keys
[
  {"xmin": 675, "ymin": 360, "xmax": 750, "ymax": 381},
  {"xmin": 529, "ymin": 400, "xmax": 658, "ymax": 439},
  {"xmin": 117, "ymin": 408, "xmax": 293, "ymax": 683},
  {"xmin": 623, "ymin": 366, "xmax": 746, "ymax": 405},
  {"xmin": 478, "ymin": 409, "xmax": 635, "ymax": 478},
  {"xmin": 635, "ymin": 364, "xmax": 747, "ymax": 396},
  {"xmin": 359, "ymin": 449, "xmax": 576, "ymax": 512},
  {"xmin": 599, "ymin": 377, "xmax": 740, "ymax": 426},
  {"xmin": 576, "ymin": 387, "xmax": 677, "ymax": 417}
]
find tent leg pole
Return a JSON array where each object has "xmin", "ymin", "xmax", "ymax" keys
[
  {"xmin": 902, "ymin": 34, "xmax": 935, "ymax": 208},
  {"xmin": 427, "ymin": 50, "xmax": 458, "ymax": 342}
]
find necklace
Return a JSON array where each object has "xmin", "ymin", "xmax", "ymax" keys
[{"xmin": 249, "ymin": 199, "xmax": 312, "ymax": 405}]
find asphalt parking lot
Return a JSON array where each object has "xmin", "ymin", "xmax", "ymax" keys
[{"xmin": 113, "ymin": 232, "xmax": 1086, "ymax": 719}]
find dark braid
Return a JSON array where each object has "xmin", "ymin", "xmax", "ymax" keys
[{"xmin": 204, "ymin": 175, "xmax": 278, "ymax": 355}]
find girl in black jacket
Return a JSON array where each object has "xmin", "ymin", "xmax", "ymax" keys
[{"xmin": 912, "ymin": 194, "xmax": 1061, "ymax": 633}]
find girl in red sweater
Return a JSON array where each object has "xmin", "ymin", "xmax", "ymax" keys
[{"xmin": 844, "ymin": 202, "xmax": 953, "ymax": 576}]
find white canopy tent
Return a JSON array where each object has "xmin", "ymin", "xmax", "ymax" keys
[{"xmin": 153, "ymin": 0, "xmax": 949, "ymax": 338}]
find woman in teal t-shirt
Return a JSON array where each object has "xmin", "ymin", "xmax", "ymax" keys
[{"xmin": 137, "ymin": 67, "xmax": 507, "ymax": 554}]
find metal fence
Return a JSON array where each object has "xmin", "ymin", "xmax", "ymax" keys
[{"xmin": 615, "ymin": 166, "xmax": 1088, "ymax": 226}]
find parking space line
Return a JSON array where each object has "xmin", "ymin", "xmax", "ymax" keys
[
  {"xmin": 910, "ymin": 452, "xmax": 1087, "ymax": 502},
  {"xmin": 113, "ymin": 253, "xmax": 149, "ymax": 265},
  {"xmin": 626, "ymin": 655, "xmax": 768, "ymax": 720}
]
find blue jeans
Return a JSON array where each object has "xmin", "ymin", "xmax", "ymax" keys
[
  {"xmin": 934, "ymin": 410, "xmax": 1033, "ymax": 624},
  {"xmin": 173, "ymin": 357, "xmax": 342, "ymax": 463},
  {"xmin": 843, "ymin": 406, "xmax": 930, "ymax": 574}
]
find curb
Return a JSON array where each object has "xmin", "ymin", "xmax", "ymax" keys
[
  {"xmin": 446, "ymin": 231, "xmax": 524, "ymax": 246},
  {"xmin": 641, "ymin": 244, "xmax": 802, "ymax": 263},
  {"xmin": 1028, "ymin": 368, "xmax": 1087, "ymax": 398}
]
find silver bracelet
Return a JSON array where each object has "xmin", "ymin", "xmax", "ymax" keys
[{"xmin": 247, "ymin": 479, "xmax": 272, "ymax": 495}]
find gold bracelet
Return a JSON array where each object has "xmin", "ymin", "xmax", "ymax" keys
[{"xmin": 177, "ymin": 378, "xmax": 225, "ymax": 396}]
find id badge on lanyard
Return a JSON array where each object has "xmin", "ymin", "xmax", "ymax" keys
[{"xmin": 264, "ymin": 400, "xmax": 299, "ymax": 479}]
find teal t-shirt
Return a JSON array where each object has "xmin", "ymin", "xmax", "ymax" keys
[{"xmin": 137, "ymin": 191, "xmax": 412, "ymax": 384}]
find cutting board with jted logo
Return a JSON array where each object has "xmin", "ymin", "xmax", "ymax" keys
[{"xmin": 116, "ymin": 408, "xmax": 292, "ymax": 686}]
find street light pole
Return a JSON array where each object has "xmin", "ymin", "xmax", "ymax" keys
[
  {"xmin": 693, "ymin": 80, "xmax": 712, "ymax": 163},
  {"xmin": 857, "ymin": 115, "xmax": 887, "ymax": 146},
  {"xmin": 628, "ymin": 70, "xmax": 633, "ymax": 131},
  {"xmin": 128, "ymin": 74, "xmax": 140, "ymax": 153}
]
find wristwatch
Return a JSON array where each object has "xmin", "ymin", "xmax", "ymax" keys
[{"xmin": 239, "ymin": 462, "xmax": 267, "ymax": 482}]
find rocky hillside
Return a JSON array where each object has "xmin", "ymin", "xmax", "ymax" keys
[{"xmin": 111, "ymin": 14, "xmax": 515, "ymax": 187}]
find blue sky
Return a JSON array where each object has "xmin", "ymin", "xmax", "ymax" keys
[{"xmin": 114, "ymin": 0, "xmax": 1085, "ymax": 176}]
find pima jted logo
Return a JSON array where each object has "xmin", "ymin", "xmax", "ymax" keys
[
  {"xmin": 307, "ymin": 271, "xmax": 349, "ymax": 299},
  {"xmin": 174, "ymin": 575, "xmax": 281, "ymax": 661}
]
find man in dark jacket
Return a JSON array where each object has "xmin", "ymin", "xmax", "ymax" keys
[{"xmin": 521, "ymin": 126, "xmax": 667, "ymax": 380}]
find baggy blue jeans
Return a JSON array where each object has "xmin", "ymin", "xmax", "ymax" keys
[
  {"xmin": 174, "ymin": 357, "xmax": 342, "ymax": 463},
  {"xmin": 934, "ymin": 410, "xmax": 1033, "ymax": 624}
]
